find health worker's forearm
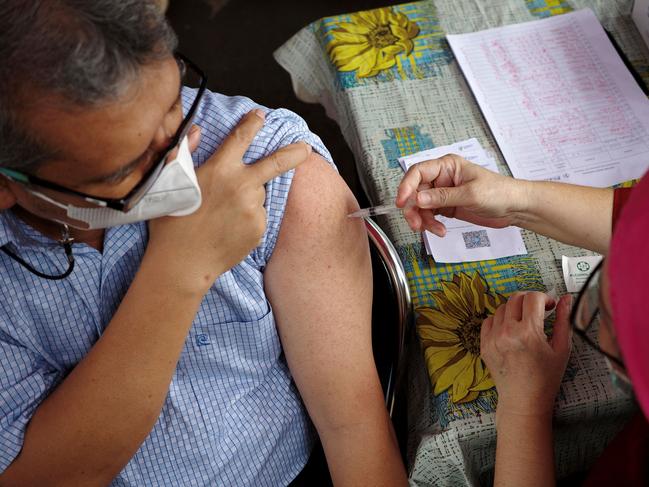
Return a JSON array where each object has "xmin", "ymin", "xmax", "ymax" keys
[
  {"xmin": 494, "ymin": 410, "xmax": 556, "ymax": 487},
  {"xmin": 513, "ymin": 180, "xmax": 613, "ymax": 254},
  {"xmin": 0, "ymin": 251, "xmax": 210, "ymax": 487}
]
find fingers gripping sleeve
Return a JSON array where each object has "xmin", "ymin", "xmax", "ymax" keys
[{"xmin": 245, "ymin": 108, "xmax": 334, "ymax": 269}]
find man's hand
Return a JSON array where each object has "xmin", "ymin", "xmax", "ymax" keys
[
  {"xmin": 147, "ymin": 109, "xmax": 311, "ymax": 295},
  {"xmin": 396, "ymin": 154, "xmax": 526, "ymax": 236},
  {"xmin": 0, "ymin": 110, "xmax": 312, "ymax": 487},
  {"xmin": 480, "ymin": 292, "xmax": 573, "ymax": 419}
]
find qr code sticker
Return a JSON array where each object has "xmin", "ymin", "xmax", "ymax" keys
[{"xmin": 462, "ymin": 230, "xmax": 491, "ymax": 249}]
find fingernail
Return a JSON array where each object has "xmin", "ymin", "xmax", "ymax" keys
[
  {"xmin": 301, "ymin": 141, "xmax": 312, "ymax": 154},
  {"xmin": 252, "ymin": 109, "xmax": 266, "ymax": 120},
  {"xmin": 418, "ymin": 192, "xmax": 432, "ymax": 206}
]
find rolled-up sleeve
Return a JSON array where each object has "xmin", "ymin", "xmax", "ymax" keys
[
  {"xmin": 0, "ymin": 330, "xmax": 60, "ymax": 472},
  {"xmin": 180, "ymin": 91, "xmax": 335, "ymax": 270},
  {"xmin": 248, "ymin": 108, "xmax": 334, "ymax": 268}
]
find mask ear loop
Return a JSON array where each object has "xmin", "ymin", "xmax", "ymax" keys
[{"xmin": 0, "ymin": 224, "xmax": 75, "ymax": 280}]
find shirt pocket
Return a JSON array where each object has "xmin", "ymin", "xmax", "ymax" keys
[{"xmin": 183, "ymin": 308, "xmax": 282, "ymax": 382}]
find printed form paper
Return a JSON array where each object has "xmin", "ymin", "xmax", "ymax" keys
[
  {"xmin": 399, "ymin": 138, "xmax": 527, "ymax": 263},
  {"xmin": 447, "ymin": 9, "xmax": 649, "ymax": 187}
]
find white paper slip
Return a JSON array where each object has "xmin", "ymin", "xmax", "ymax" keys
[
  {"xmin": 400, "ymin": 139, "xmax": 527, "ymax": 263},
  {"xmin": 422, "ymin": 220, "xmax": 528, "ymax": 264},
  {"xmin": 398, "ymin": 137, "xmax": 495, "ymax": 172},
  {"xmin": 447, "ymin": 9, "xmax": 649, "ymax": 188},
  {"xmin": 562, "ymin": 255, "xmax": 603, "ymax": 293}
]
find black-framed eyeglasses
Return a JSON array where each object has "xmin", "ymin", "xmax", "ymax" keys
[
  {"xmin": 0, "ymin": 52, "xmax": 207, "ymax": 213},
  {"xmin": 569, "ymin": 259, "xmax": 627, "ymax": 370}
]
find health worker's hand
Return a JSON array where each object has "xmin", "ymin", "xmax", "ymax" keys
[
  {"xmin": 480, "ymin": 292, "xmax": 573, "ymax": 419},
  {"xmin": 146, "ymin": 109, "xmax": 311, "ymax": 295},
  {"xmin": 396, "ymin": 154, "xmax": 527, "ymax": 236}
]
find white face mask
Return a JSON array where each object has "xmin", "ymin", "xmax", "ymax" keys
[{"xmin": 27, "ymin": 136, "xmax": 202, "ymax": 230}]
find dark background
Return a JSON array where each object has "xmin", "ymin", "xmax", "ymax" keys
[{"xmin": 167, "ymin": 0, "xmax": 394, "ymax": 205}]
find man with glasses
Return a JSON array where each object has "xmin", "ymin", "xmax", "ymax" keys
[
  {"xmin": 396, "ymin": 154, "xmax": 649, "ymax": 485},
  {"xmin": 0, "ymin": 1, "xmax": 406, "ymax": 486}
]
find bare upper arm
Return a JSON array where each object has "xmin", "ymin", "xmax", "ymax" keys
[{"xmin": 264, "ymin": 152, "xmax": 381, "ymax": 429}]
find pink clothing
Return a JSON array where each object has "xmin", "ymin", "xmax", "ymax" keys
[
  {"xmin": 611, "ymin": 187, "xmax": 632, "ymax": 230},
  {"xmin": 583, "ymin": 185, "xmax": 649, "ymax": 486},
  {"xmin": 608, "ymin": 176, "xmax": 649, "ymax": 419}
]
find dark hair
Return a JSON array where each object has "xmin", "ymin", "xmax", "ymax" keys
[{"xmin": 0, "ymin": 0, "xmax": 178, "ymax": 171}]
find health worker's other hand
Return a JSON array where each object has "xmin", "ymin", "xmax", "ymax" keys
[
  {"xmin": 396, "ymin": 154, "xmax": 526, "ymax": 236},
  {"xmin": 147, "ymin": 109, "xmax": 312, "ymax": 295},
  {"xmin": 480, "ymin": 292, "xmax": 572, "ymax": 419}
]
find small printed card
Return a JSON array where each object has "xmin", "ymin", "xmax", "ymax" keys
[{"xmin": 562, "ymin": 255, "xmax": 603, "ymax": 293}]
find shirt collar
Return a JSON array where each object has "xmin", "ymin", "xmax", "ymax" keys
[{"xmin": 0, "ymin": 209, "xmax": 68, "ymax": 250}]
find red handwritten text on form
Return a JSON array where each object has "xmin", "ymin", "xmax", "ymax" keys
[{"xmin": 447, "ymin": 9, "xmax": 649, "ymax": 187}]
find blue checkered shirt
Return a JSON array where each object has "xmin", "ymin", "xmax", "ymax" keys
[{"xmin": 0, "ymin": 90, "xmax": 333, "ymax": 486}]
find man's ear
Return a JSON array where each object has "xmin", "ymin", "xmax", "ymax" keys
[{"xmin": 0, "ymin": 177, "xmax": 18, "ymax": 209}]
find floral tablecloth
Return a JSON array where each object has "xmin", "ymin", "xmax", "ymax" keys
[{"xmin": 275, "ymin": 1, "xmax": 642, "ymax": 485}]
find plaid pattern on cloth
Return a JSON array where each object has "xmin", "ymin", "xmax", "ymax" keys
[{"xmin": 0, "ymin": 90, "xmax": 333, "ymax": 486}]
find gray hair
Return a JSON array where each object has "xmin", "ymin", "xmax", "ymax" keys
[{"xmin": 0, "ymin": 0, "xmax": 178, "ymax": 171}]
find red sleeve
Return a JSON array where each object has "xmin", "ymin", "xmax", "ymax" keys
[
  {"xmin": 612, "ymin": 187, "xmax": 634, "ymax": 230},
  {"xmin": 583, "ymin": 412, "xmax": 649, "ymax": 486}
]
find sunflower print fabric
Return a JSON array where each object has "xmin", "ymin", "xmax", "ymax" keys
[
  {"xmin": 417, "ymin": 272, "xmax": 506, "ymax": 404},
  {"xmin": 327, "ymin": 7, "xmax": 420, "ymax": 78}
]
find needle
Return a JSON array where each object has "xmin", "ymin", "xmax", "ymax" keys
[{"xmin": 347, "ymin": 199, "xmax": 415, "ymax": 218}]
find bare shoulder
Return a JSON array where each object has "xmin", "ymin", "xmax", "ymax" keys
[
  {"xmin": 286, "ymin": 153, "xmax": 358, "ymax": 221},
  {"xmin": 274, "ymin": 153, "xmax": 364, "ymax": 255}
]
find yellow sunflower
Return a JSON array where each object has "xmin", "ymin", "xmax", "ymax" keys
[
  {"xmin": 327, "ymin": 8, "xmax": 420, "ymax": 78},
  {"xmin": 417, "ymin": 272, "xmax": 506, "ymax": 404}
]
